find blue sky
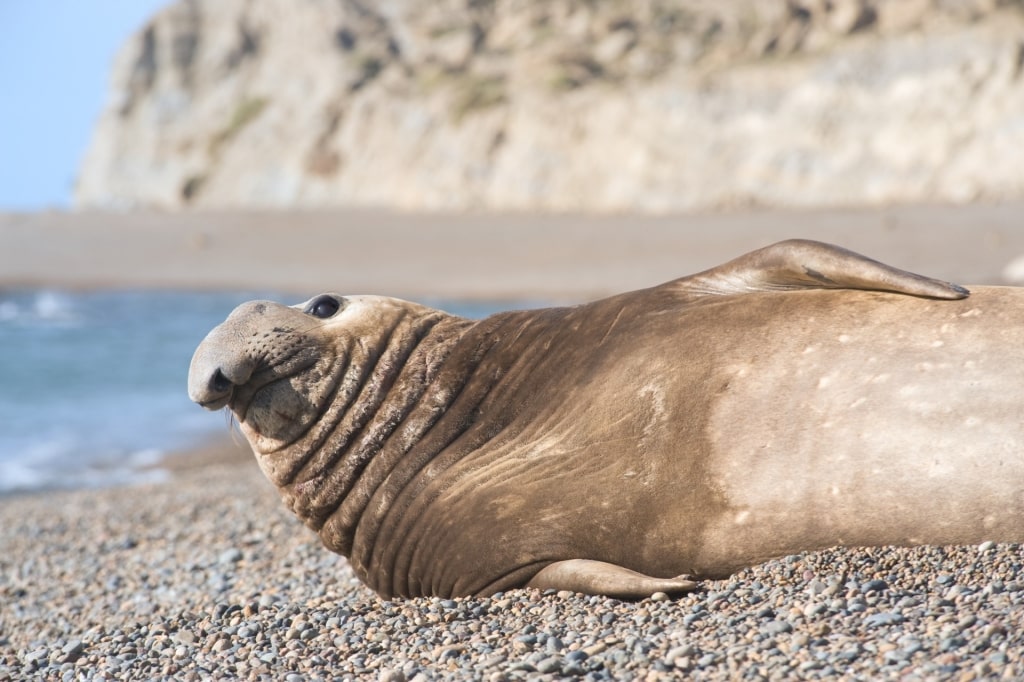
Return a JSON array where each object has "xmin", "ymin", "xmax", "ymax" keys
[{"xmin": 0, "ymin": 0, "xmax": 171, "ymax": 211}]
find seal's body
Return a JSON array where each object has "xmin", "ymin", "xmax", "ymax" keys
[{"xmin": 189, "ymin": 240, "xmax": 1024, "ymax": 598}]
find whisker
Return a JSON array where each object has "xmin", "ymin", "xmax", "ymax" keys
[{"xmin": 223, "ymin": 409, "xmax": 245, "ymax": 446}]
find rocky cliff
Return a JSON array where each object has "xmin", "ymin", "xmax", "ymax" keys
[{"xmin": 75, "ymin": 0, "xmax": 1024, "ymax": 212}]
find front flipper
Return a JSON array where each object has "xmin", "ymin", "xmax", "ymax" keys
[
  {"xmin": 675, "ymin": 239, "xmax": 969, "ymax": 300},
  {"xmin": 526, "ymin": 559, "xmax": 697, "ymax": 598}
]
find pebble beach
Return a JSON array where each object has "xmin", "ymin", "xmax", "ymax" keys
[
  {"xmin": 2, "ymin": 459, "xmax": 1023, "ymax": 680},
  {"xmin": 3, "ymin": 206, "xmax": 1024, "ymax": 680}
]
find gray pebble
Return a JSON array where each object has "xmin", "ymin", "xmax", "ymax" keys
[
  {"xmin": 864, "ymin": 612, "xmax": 903, "ymax": 627},
  {"xmin": 697, "ymin": 653, "xmax": 718, "ymax": 667},
  {"xmin": 535, "ymin": 656, "xmax": 562, "ymax": 674},
  {"xmin": 761, "ymin": 619, "xmax": 793, "ymax": 635},
  {"xmin": 665, "ymin": 643, "xmax": 696, "ymax": 662},
  {"xmin": 940, "ymin": 636, "xmax": 967, "ymax": 651},
  {"xmin": 903, "ymin": 639, "xmax": 924, "ymax": 655},
  {"xmin": 957, "ymin": 614, "xmax": 977, "ymax": 631},
  {"xmin": 59, "ymin": 640, "xmax": 84, "ymax": 664},
  {"xmin": 862, "ymin": 579, "xmax": 889, "ymax": 593}
]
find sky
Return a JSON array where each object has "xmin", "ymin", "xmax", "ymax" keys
[{"xmin": 0, "ymin": 0, "xmax": 171, "ymax": 211}]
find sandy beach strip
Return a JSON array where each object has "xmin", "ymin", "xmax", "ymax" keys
[
  {"xmin": 3, "ymin": 202, "xmax": 1024, "ymax": 301},
  {"xmin": 3, "ymin": 205, "xmax": 1024, "ymax": 679}
]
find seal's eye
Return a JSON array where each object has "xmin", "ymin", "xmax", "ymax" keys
[{"xmin": 307, "ymin": 295, "xmax": 341, "ymax": 319}]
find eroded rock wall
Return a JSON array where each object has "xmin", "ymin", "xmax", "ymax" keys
[{"xmin": 75, "ymin": 0, "xmax": 1024, "ymax": 212}]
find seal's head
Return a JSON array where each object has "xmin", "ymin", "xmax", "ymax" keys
[{"xmin": 188, "ymin": 293, "xmax": 431, "ymax": 456}]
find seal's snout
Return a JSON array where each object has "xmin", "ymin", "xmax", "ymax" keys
[
  {"xmin": 189, "ymin": 342, "xmax": 258, "ymax": 409},
  {"xmin": 190, "ymin": 366, "xmax": 236, "ymax": 410},
  {"xmin": 189, "ymin": 323, "xmax": 258, "ymax": 411},
  {"xmin": 189, "ymin": 359, "xmax": 240, "ymax": 411},
  {"xmin": 190, "ymin": 298, "xmax": 314, "ymax": 416}
]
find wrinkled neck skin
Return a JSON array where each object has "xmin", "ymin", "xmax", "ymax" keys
[
  {"xmin": 239, "ymin": 303, "xmax": 464, "ymax": 523},
  {"xmin": 234, "ymin": 300, "xmax": 532, "ymax": 595}
]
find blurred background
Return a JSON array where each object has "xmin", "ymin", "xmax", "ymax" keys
[{"xmin": 2, "ymin": 0, "xmax": 1024, "ymax": 494}]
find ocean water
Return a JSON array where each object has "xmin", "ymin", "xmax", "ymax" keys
[{"xmin": 0, "ymin": 289, "xmax": 512, "ymax": 495}]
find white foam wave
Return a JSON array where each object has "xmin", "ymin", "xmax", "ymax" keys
[
  {"xmin": 0, "ymin": 441, "xmax": 172, "ymax": 495},
  {"xmin": 0, "ymin": 290, "xmax": 81, "ymax": 327},
  {"xmin": 34, "ymin": 291, "xmax": 74, "ymax": 320}
]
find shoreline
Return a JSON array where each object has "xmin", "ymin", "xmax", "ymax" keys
[
  {"xmin": 152, "ymin": 433, "xmax": 254, "ymax": 474},
  {"xmin": 0, "ymin": 434, "xmax": 254, "ymax": 502}
]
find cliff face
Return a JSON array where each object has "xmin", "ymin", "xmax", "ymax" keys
[{"xmin": 76, "ymin": 0, "xmax": 1024, "ymax": 212}]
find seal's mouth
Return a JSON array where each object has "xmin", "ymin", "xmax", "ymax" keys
[
  {"xmin": 198, "ymin": 396, "xmax": 231, "ymax": 411},
  {"xmin": 231, "ymin": 354, "xmax": 331, "ymax": 448},
  {"xmin": 231, "ymin": 369, "xmax": 307, "ymax": 425},
  {"xmin": 212, "ymin": 345, "xmax": 320, "ymax": 415}
]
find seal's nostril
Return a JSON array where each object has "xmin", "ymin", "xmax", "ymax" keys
[{"xmin": 211, "ymin": 369, "xmax": 232, "ymax": 393}]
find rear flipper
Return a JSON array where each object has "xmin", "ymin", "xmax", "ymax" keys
[
  {"xmin": 675, "ymin": 239, "xmax": 970, "ymax": 300},
  {"xmin": 526, "ymin": 559, "xmax": 697, "ymax": 598}
]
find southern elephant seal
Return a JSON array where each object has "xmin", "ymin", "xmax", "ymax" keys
[{"xmin": 188, "ymin": 239, "xmax": 1024, "ymax": 599}]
